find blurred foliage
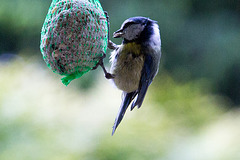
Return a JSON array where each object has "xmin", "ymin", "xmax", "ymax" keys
[
  {"xmin": 0, "ymin": 59, "xmax": 239, "ymax": 160},
  {"xmin": 1, "ymin": 0, "xmax": 240, "ymax": 159},
  {"xmin": 150, "ymin": 73, "xmax": 225, "ymax": 130},
  {"xmin": 0, "ymin": 0, "xmax": 49, "ymax": 54},
  {"xmin": 0, "ymin": 0, "xmax": 239, "ymax": 105}
]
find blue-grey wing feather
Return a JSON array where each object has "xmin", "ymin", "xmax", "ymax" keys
[{"xmin": 131, "ymin": 53, "xmax": 158, "ymax": 110}]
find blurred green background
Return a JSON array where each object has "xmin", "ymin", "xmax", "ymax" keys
[{"xmin": 0, "ymin": 0, "xmax": 240, "ymax": 159}]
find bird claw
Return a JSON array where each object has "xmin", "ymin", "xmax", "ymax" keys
[
  {"xmin": 105, "ymin": 73, "xmax": 115, "ymax": 79},
  {"xmin": 108, "ymin": 40, "xmax": 118, "ymax": 50}
]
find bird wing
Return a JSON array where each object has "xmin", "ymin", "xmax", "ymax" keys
[
  {"xmin": 112, "ymin": 91, "xmax": 137, "ymax": 135},
  {"xmin": 112, "ymin": 52, "xmax": 160, "ymax": 135},
  {"xmin": 131, "ymin": 54, "xmax": 156, "ymax": 110}
]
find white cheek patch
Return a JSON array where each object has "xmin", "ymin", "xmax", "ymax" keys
[
  {"xmin": 124, "ymin": 24, "xmax": 145, "ymax": 41},
  {"xmin": 150, "ymin": 23, "xmax": 161, "ymax": 50}
]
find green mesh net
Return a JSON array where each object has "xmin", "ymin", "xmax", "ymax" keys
[{"xmin": 40, "ymin": 0, "xmax": 108, "ymax": 86}]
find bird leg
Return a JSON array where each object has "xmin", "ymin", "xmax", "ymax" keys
[
  {"xmin": 99, "ymin": 53, "xmax": 115, "ymax": 79},
  {"xmin": 108, "ymin": 40, "xmax": 118, "ymax": 50},
  {"xmin": 92, "ymin": 11, "xmax": 116, "ymax": 79},
  {"xmin": 92, "ymin": 52, "xmax": 114, "ymax": 79}
]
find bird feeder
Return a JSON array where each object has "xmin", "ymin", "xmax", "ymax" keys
[{"xmin": 40, "ymin": 0, "xmax": 108, "ymax": 85}]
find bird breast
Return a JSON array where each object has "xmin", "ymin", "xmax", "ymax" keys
[{"xmin": 110, "ymin": 43, "xmax": 144, "ymax": 93}]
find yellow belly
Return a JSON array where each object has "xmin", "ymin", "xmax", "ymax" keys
[{"xmin": 111, "ymin": 43, "xmax": 144, "ymax": 92}]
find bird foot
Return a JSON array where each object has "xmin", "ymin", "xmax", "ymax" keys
[{"xmin": 105, "ymin": 73, "xmax": 115, "ymax": 79}]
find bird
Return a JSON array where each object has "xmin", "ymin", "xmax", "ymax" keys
[{"xmin": 108, "ymin": 16, "xmax": 161, "ymax": 135}]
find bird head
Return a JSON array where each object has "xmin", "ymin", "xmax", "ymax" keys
[{"xmin": 113, "ymin": 16, "xmax": 158, "ymax": 43}]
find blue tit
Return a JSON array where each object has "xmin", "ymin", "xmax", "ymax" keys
[{"xmin": 109, "ymin": 16, "xmax": 161, "ymax": 135}]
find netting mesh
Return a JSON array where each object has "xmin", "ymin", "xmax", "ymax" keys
[{"xmin": 40, "ymin": 0, "xmax": 108, "ymax": 86}]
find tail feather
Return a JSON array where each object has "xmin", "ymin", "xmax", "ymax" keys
[
  {"xmin": 112, "ymin": 92, "xmax": 136, "ymax": 135},
  {"xmin": 130, "ymin": 81, "xmax": 151, "ymax": 111}
]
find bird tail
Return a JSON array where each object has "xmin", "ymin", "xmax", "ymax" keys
[
  {"xmin": 130, "ymin": 81, "xmax": 151, "ymax": 110},
  {"xmin": 112, "ymin": 91, "xmax": 136, "ymax": 135}
]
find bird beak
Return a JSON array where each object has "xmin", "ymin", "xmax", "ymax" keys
[{"xmin": 113, "ymin": 29, "xmax": 124, "ymax": 38}]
